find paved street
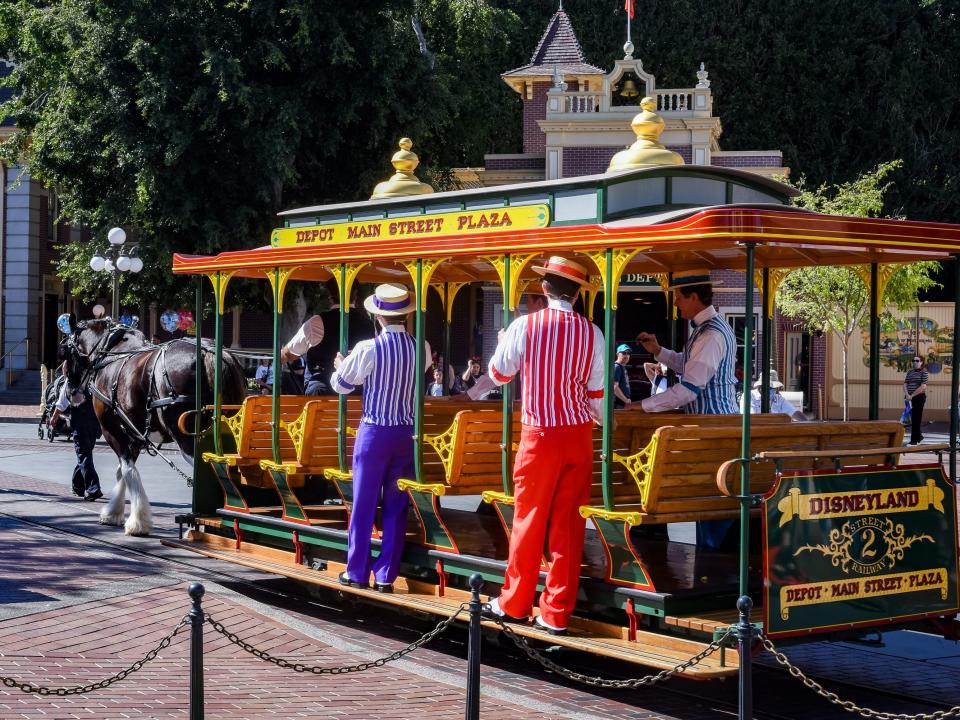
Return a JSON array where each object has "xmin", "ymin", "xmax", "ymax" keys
[{"xmin": 0, "ymin": 422, "xmax": 956, "ymax": 719}]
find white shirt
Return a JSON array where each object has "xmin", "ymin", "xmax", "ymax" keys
[
  {"xmin": 749, "ymin": 388, "xmax": 800, "ymax": 416},
  {"xmin": 330, "ymin": 325, "xmax": 431, "ymax": 393},
  {"xmin": 285, "ymin": 315, "xmax": 325, "ymax": 357},
  {"xmin": 488, "ymin": 298, "xmax": 605, "ymax": 426},
  {"xmin": 642, "ymin": 306, "xmax": 729, "ymax": 413},
  {"xmin": 55, "ymin": 382, "xmax": 84, "ymax": 411}
]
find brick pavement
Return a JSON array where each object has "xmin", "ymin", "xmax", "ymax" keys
[{"xmin": 0, "ymin": 443, "xmax": 954, "ymax": 719}]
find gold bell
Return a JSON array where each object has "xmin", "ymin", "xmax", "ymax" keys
[{"xmin": 620, "ymin": 78, "xmax": 640, "ymax": 98}]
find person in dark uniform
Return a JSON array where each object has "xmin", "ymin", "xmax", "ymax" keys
[{"xmin": 49, "ymin": 361, "xmax": 103, "ymax": 501}]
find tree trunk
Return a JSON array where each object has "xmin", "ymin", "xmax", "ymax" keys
[{"xmin": 841, "ymin": 338, "xmax": 849, "ymax": 421}]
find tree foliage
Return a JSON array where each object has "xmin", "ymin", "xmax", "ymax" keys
[
  {"xmin": 777, "ymin": 161, "xmax": 940, "ymax": 417},
  {"xmin": 1, "ymin": 0, "xmax": 958, "ymax": 310}
]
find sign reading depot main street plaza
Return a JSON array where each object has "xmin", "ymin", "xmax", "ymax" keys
[
  {"xmin": 764, "ymin": 465, "xmax": 959, "ymax": 638},
  {"xmin": 271, "ymin": 204, "xmax": 550, "ymax": 247}
]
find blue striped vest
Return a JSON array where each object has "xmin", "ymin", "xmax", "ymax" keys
[
  {"xmin": 362, "ymin": 330, "xmax": 416, "ymax": 426},
  {"xmin": 683, "ymin": 315, "xmax": 738, "ymax": 415}
]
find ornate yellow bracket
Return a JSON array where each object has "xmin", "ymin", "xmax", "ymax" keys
[
  {"xmin": 583, "ymin": 248, "xmax": 644, "ymax": 310},
  {"xmin": 264, "ymin": 266, "xmax": 300, "ymax": 314},
  {"xmin": 611, "ymin": 434, "xmax": 658, "ymax": 506},
  {"xmin": 653, "ymin": 274, "xmax": 678, "ymax": 319},
  {"xmin": 578, "ymin": 506, "xmax": 642, "ymax": 526},
  {"xmin": 204, "ymin": 271, "xmax": 238, "ymax": 314},
  {"xmin": 401, "ymin": 257, "xmax": 449, "ymax": 310},
  {"xmin": 583, "ymin": 276, "xmax": 602, "ymax": 321},
  {"xmin": 423, "ymin": 414, "xmax": 460, "ymax": 482},
  {"xmin": 482, "ymin": 253, "xmax": 539, "ymax": 311},
  {"xmin": 429, "ymin": 281, "xmax": 470, "ymax": 323},
  {"xmin": 853, "ymin": 264, "xmax": 902, "ymax": 306},
  {"xmin": 324, "ymin": 262, "xmax": 369, "ymax": 307},
  {"xmin": 280, "ymin": 406, "xmax": 308, "ymax": 459},
  {"xmin": 481, "ymin": 490, "xmax": 515, "ymax": 505},
  {"xmin": 753, "ymin": 268, "xmax": 795, "ymax": 319},
  {"xmin": 221, "ymin": 409, "xmax": 245, "ymax": 449}
]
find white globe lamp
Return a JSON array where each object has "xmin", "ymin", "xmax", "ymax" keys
[
  {"xmin": 116, "ymin": 255, "xmax": 131, "ymax": 271},
  {"xmin": 108, "ymin": 227, "xmax": 126, "ymax": 246},
  {"xmin": 89, "ymin": 254, "xmax": 106, "ymax": 272},
  {"xmin": 130, "ymin": 257, "xmax": 144, "ymax": 273}
]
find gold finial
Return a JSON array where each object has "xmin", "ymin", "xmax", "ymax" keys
[
  {"xmin": 371, "ymin": 137, "xmax": 434, "ymax": 199},
  {"xmin": 607, "ymin": 96, "xmax": 684, "ymax": 172}
]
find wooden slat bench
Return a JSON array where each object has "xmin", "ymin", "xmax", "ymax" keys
[
  {"xmin": 398, "ymin": 406, "xmax": 520, "ymax": 552},
  {"xmin": 201, "ymin": 395, "xmax": 312, "ymax": 511},
  {"xmin": 579, "ymin": 420, "xmax": 904, "ymax": 589},
  {"xmin": 480, "ymin": 412, "xmax": 793, "ymax": 548}
]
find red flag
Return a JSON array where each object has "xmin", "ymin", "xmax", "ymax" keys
[{"xmin": 624, "ymin": 0, "xmax": 635, "ymax": 19}]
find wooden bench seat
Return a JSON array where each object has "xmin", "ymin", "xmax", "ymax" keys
[
  {"xmin": 579, "ymin": 420, "xmax": 904, "ymax": 588},
  {"xmin": 201, "ymin": 395, "xmax": 313, "ymax": 511}
]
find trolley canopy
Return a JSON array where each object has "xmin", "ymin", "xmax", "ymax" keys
[{"xmin": 172, "ymin": 166, "xmax": 960, "ymax": 282}]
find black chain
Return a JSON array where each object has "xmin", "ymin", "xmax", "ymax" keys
[
  {"xmin": 489, "ymin": 612, "xmax": 733, "ymax": 688},
  {"xmin": 205, "ymin": 604, "xmax": 468, "ymax": 674},
  {"xmin": 0, "ymin": 616, "xmax": 189, "ymax": 696}
]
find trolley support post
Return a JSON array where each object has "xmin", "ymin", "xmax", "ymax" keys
[
  {"xmin": 760, "ymin": 267, "xmax": 771, "ymax": 413},
  {"xmin": 666, "ymin": 272, "xmax": 678, "ymax": 386},
  {"xmin": 500, "ymin": 254, "xmax": 513, "ymax": 494},
  {"xmin": 601, "ymin": 248, "xmax": 616, "ymax": 510},
  {"xmin": 212, "ymin": 271, "xmax": 224, "ymax": 455},
  {"xmin": 869, "ymin": 262, "xmax": 881, "ymax": 420},
  {"xmin": 188, "ymin": 582, "xmax": 205, "ymax": 720},
  {"xmin": 738, "ymin": 242, "xmax": 756, "ymax": 720},
  {"xmin": 465, "ymin": 573, "xmax": 483, "ymax": 720},
  {"xmin": 442, "ymin": 282, "xmax": 451, "ymax": 396},
  {"xmin": 414, "ymin": 259, "xmax": 425, "ymax": 482},
  {"xmin": 271, "ymin": 269, "xmax": 282, "ymax": 462},
  {"xmin": 951, "ymin": 255, "xmax": 960, "ymax": 481},
  {"xmin": 337, "ymin": 264, "xmax": 349, "ymax": 471},
  {"xmin": 193, "ymin": 278, "xmax": 204, "ymax": 487}
]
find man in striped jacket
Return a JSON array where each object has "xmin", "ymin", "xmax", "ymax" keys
[
  {"xmin": 634, "ymin": 269, "xmax": 739, "ymax": 547},
  {"xmin": 485, "ymin": 256, "xmax": 605, "ymax": 635},
  {"xmin": 330, "ymin": 284, "xmax": 430, "ymax": 593}
]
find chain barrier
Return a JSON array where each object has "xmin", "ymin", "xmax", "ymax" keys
[
  {"xmin": 0, "ymin": 616, "xmax": 189, "ymax": 696},
  {"xmin": 760, "ymin": 634, "xmax": 960, "ymax": 720},
  {"xmin": 489, "ymin": 613, "xmax": 733, "ymax": 688},
  {"xmin": 205, "ymin": 603, "xmax": 468, "ymax": 674}
]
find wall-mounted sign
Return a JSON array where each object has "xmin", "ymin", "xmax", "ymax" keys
[
  {"xmin": 271, "ymin": 204, "xmax": 550, "ymax": 248},
  {"xmin": 764, "ymin": 465, "xmax": 959, "ymax": 638}
]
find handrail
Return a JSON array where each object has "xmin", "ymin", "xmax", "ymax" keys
[
  {"xmin": 716, "ymin": 443, "xmax": 953, "ymax": 497},
  {"xmin": 2, "ymin": 337, "xmax": 30, "ymax": 387}
]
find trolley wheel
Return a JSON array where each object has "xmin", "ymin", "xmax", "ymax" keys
[
  {"xmin": 37, "ymin": 424, "xmax": 44, "ymax": 440},
  {"xmin": 47, "ymin": 425, "xmax": 55, "ymax": 442}
]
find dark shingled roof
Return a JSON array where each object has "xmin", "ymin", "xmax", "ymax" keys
[{"xmin": 502, "ymin": 10, "xmax": 604, "ymax": 78}]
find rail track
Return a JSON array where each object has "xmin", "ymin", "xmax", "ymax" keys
[{"xmin": 0, "ymin": 486, "xmax": 953, "ymax": 720}]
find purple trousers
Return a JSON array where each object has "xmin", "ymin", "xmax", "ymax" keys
[{"xmin": 345, "ymin": 422, "xmax": 413, "ymax": 585}]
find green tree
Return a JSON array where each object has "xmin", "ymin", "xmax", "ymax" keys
[{"xmin": 776, "ymin": 161, "xmax": 939, "ymax": 418}]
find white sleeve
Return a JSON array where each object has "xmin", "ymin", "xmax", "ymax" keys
[
  {"xmin": 55, "ymin": 382, "xmax": 71, "ymax": 412},
  {"xmin": 587, "ymin": 324, "xmax": 605, "ymax": 424},
  {"xmin": 285, "ymin": 316, "xmax": 324, "ymax": 357},
  {"xmin": 642, "ymin": 329, "xmax": 724, "ymax": 412},
  {"xmin": 330, "ymin": 340, "xmax": 375, "ymax": 394},
  {"xmin": 488, "ymin": 316, "xmax": 526, "ymax": 386},
  {"xmin": 655, "ymin": 347, "xmax": 685, "ymax": 374}
]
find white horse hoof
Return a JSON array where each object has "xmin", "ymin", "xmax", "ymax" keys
[
  {"xmin": 124, "ymin": 518, "xmax": 152, "ymax": 536},
  {"xmin": 99, "ymin": 511, "xmax": 124, "ymax": 526}
]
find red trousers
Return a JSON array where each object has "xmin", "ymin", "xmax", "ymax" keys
[{"xmin": 499, "ymin": 422, "xmax": 593, "ymax": 629}]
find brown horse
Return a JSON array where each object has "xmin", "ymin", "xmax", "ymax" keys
[{"xmin": 62, "ymin": 317, "xmax": 246, "ymax": 535}]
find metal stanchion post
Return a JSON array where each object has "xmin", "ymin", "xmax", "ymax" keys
[
  {"xmin": 737, "ymin": 595, "xmax": 753, "ymax": 720},
  {"xmin": 465, "ymin": 573, "xmax": 483, "ymax": 720},
  {"xmin": 189, "ymin": 583, "xmax": 205, "ymax": 720}
]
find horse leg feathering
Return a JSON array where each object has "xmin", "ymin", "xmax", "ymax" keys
[
  {"xmin": 100, "ymin": 464, "xmax": 127, "ymax": 527},
  {"xmin": 122, "ymin": 460, "xmax": 153, "ymax": 536}
]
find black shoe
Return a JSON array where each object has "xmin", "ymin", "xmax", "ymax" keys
[
  {"xmin": 338, "ymin": 572, "xmax": 366, "ymax": 588},
  {"xmin": 374, "ymin": 582, "xmax": 393, "ymax": 594},
  {"xmin": 84, "ymin": 490, "xmax": 104, "ymax": 502},
  {"xmin": 481, "ymin": 599, "xmax": 528, "ymax": 624},
  {"xmin": 72, "ymin": 485, "xmax": 85, "ymax": 498},
  {"xmin": 533, "ymin": 615, "xmax": 567, "ymax": 636}
]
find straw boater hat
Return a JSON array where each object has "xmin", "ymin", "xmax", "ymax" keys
[
  {"xmin": 753, "ymin": 370, "xmax": 784, "ymax": 389},
  {"xmin": 667, "ymin": 269, "xmax": 722, "ymax": 289},
  {"xmin": 531, "ymin": 256, "xmax": 593, "ymax": 288},
  {"xmin": 363, "ymin": 283, "xmax": 416, "ymax": 316}
]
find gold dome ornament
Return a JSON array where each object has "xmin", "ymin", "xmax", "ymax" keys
[
  {"xmin": 370, "ymin": 138, "xmax": 434, "ymax": 199},
  {"xmin": 607, "ymin": 96, "xmax": 684, "ymax": 171}
]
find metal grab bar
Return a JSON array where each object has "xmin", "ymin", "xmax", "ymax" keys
[{"xmin": 2, "ymin": 337, "xmax": 30, "ymax": 387}]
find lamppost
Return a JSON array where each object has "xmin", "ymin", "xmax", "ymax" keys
[{"xmin": 89, "ymin": 227, "xmax": 143, "ymax": 319}]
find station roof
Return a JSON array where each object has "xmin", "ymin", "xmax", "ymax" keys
[{"xmin": 501, "ymin": 9, "xmax": 605, "ymax": 80}]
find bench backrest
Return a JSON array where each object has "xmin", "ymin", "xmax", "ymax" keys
[
  {"xmin": 228, "ymin": 395, "xmax": 312, "ymax": 459},
  {"xmin": 443, "ymin": 409, "xmax": 522, "ymax": 492},
  {"xmin": 593, "ymin": 412, "xmax": 793, "ymax": 505},
  {"xmin": 645, "ymin": 421, "xmax": 904, "ymax": 516}
]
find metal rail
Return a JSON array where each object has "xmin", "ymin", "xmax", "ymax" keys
[{"xmin": 2, "ymin": 337, "xmax": 30, "ymax": 387}]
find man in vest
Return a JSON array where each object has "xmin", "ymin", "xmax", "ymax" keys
[
  {"xmin": 280, "ymin": 315, "xmax": 327, "ymax": 395},
  {"xmin": 330, "ymin": 284, "xmax": 430, "ymax": 592},
  {"xmin": 485, "ymin": 256, "xmax": 604, "ymax": 635},
  {"xmin": 633, "ymin": 270, "xmax": 738, "ymax": 547}
]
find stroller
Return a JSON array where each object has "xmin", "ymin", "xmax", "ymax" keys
[{"xmin": 38, "ymin": 372, "xmax": 71, "ymax": 442}]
